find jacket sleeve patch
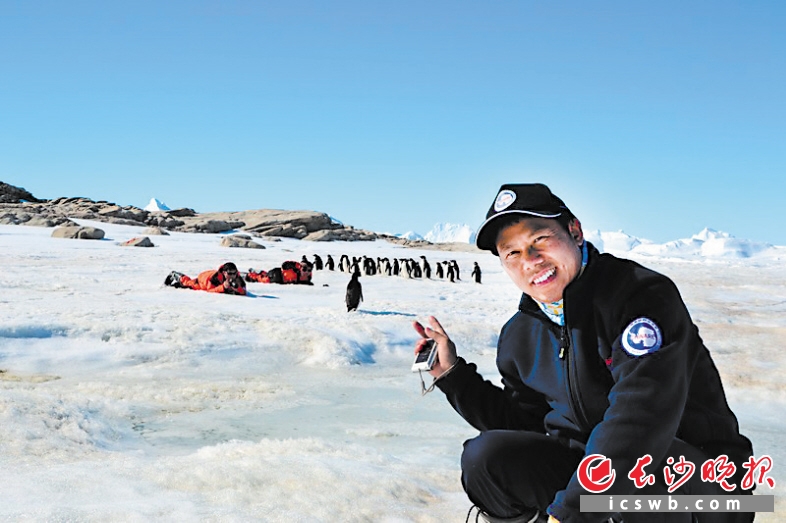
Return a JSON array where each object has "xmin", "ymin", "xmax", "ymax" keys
[{"xmin": 621, "ymin": 318, "xmax": 663, "ymax": 357}]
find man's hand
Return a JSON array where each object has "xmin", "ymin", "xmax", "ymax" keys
[
  {"xmin": 412, "ymin": 316, "xmax": 458, "ymax": 378},
  {"xmin": 222, "ymin": 278, "xmax": 243, "ymax": 294}
]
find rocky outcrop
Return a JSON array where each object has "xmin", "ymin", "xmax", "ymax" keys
[
  {"xmin": 1, "ymin": 181, "xmax": 462, "ymax": 249},
  {"xmin": 0, "ymin": 188, "xmax": 382, "ymax": 241},
  {"xmin": 3, "ymin": 197, "xmax": 156, "ymax": 227},
  {"xmin": 51, "ymin": 226, "xmax": 105, "ymax": 240},
  {"xmin": 0, "ymin": 211, "xmax": 76, "ymax": 228},
  {"xmin": 385, "ymin": 236, "xmax": 481, "ymax": 253},
  {"xmin": 303, "ymin": 228, "xmax": 378, "ymax": 242},
  {"xmin": 0, "ymin": 182, "xmax": 42, "ymax": 204},
  {"xmin": 186, "ymin": 219, "xmax": 240, "ymax": 234},
  {"xmin": 179, "ymin": 209, "xmax": 380, "ymax": 241}
]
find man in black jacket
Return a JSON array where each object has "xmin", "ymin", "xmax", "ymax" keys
[{"xmin": 412, "ymin": 184, "xmax": 754, "ymax": 523}]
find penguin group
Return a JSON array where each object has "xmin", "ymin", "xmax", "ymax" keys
[
  {"xmin": 292, "ymin": 252, "xmax": 481, "ymax": 312},
  {"xmin": 295, "ymin": 252, "xmax": 481, "ymax": 285},
  {"xmin": 325, "ymin": 254, "xmax": 467, "ymax": 282}
]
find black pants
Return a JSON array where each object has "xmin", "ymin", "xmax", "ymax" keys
[{"xmin": 460, "ymin": 430, "xmax": 754, "ymax": 523}]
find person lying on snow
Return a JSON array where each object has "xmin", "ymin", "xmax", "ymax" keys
[
  {"xmin": 165, "ymin": 262, "xmax": 247, "ymax": 295},
  {"xmin": 245, "ymin": 260, "xmax": 313, "ymax": 285}
]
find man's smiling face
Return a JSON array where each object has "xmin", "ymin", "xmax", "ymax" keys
[{"xmin": 495, "ymin": 217, "xmax": 584, "ymax": 303}]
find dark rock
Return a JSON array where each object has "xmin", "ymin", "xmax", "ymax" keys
[
  {"xmin": 0, "ymin": 182, "xmax": 43, "ymax": 204},
  {"xmin": 165, "ymin": 207, "xmax": 197, "ymax": 218}
]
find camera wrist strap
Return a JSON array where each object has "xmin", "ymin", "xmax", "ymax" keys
[{"xmin": 418, "ymin": 370, "xmax": 438, "ymax": 396}]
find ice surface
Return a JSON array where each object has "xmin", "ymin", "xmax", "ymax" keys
[{"xmin": 0, "ymin": 221, "xmax": 782, "ymax": 521}]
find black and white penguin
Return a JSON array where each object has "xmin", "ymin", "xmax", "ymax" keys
[
  {"xmin": 326, "ymin": 255, "xmax": 335, "ymax": 271},
  {"xmin": 420, "ymin": 256, "xmax": 431, "ymax": 279},
  {"xmin": 471, "ymin": 262, "xmax": 482, "ymax": 284},
  {"xmin": 313, "ymin": 254, "xmax": 324, "ymax": 270},
  {"xmin": 451, "ymin": 260, "xmax": 461, "ymax": 280},
  {"xmin": 410, "ymin": 259, "xmax": 422, "ymax": 278},
  {"xmin": 339, "ymin": 254, "xmax": 351, "ymax": 273},
  {"xmin": 345, "ymin": 271, "xmax": 363, "ymax": 312},
  {"xmin": 401, "ymin": 259, "xmax": 412, "ymax": 279},
  {"xmin": 446, "ymin": 261, "xmax": 455, "ymax": 283}
]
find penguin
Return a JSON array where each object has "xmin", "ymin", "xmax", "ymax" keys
[
  {"xmin": 451, "ymin": 260, "xmax": 461, "ymax": 280},
  {"xmin": 326, "ymin": 255, "xmax": 335, "ymax": 271},
  {"xmin": 446, "ymin": 261, "xmax": 455, "ymax": 283},
  {"xmin": 471, "ymin": 262, "xmax": 482, "ymax": 284},
  {"xmin": 339, "ymin": 254, "xmax": 350, "ymax": 273},
  {"xmin": 435, "ymin": 262, "xmax": 444, "ymax": 279},
  {"xmin": 365, "ymin": 256, "xmax": 376, "ymax": 276},
  {"xmin": 411, "ymin": 259, "xmax": 422, "ymax": 278},
  {"xmin": 313, "ymin": 254, "xmax": 324, "ymax": 271},
  {"xmin": 393, "ymin": 258, "xmax": 400, "ymax": 276},
  {"xmin": 345, "ymin": 271, "xmax": 363, "ymax": 312},
  {"xmin": 420, "ymin": 256, "xmax": 431, "ymax": 279}
]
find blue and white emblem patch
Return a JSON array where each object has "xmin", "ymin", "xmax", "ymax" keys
[
  {"xmin": 494, "ymin": 190, "xmax": 517, "ymax": 212},
  {"xmin": 621, "ymin": 318, "xmax": 663, "ymax": 357}
]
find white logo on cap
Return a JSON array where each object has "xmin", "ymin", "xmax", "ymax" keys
[
  {"xmin": 494, "ymin": 190, "xmax": 517, "ymax": 212},
  {"xmin": 621, "ymin": 318, "xmax": 663, "ymax": 357}
]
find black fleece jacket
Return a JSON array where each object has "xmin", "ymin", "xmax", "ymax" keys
[{"xmin": 436, "ymin": 243, "xmax": 753, "ymax": 523}]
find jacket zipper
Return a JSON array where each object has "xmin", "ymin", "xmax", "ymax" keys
[
  {"xmin": 521, "ymin": 302, "xmax": 593, "ymax": 432},
  {"xmin": 559, "ymin": 324, "xmax": 591, "ymax": 431}
]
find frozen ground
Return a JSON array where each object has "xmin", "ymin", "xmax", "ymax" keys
[{"xmin": 0, "ymin": 221, "xmax": 783, "ymax": 522}]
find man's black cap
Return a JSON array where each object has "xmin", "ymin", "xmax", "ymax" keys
[{"xmin": 475, "ymin": 183, "xmax": 571, "ymax": 253}]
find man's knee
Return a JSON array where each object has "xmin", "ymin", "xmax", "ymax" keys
[
  {"xmin": 461, "ymin": 431, "xmax": 544, "ymax": 489},
  {"xmin": 462, "ymin": 433, "xmax": 511, "ymax": 480},
  {"xmin": 461, "ymin": 431, "xmax": 584, "ymax": 511}
]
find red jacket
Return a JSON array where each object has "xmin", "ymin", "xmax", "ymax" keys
[{"xmin": 180, "ymin": 270, "xmax": 247, "ymax": 295}]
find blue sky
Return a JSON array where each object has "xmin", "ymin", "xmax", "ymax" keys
[{"xmin": 2, "ymin": 1, "xmax": 784, "ymax": 244}]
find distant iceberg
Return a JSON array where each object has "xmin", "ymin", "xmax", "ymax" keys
[
  {"xmin": 584, "ymin": 229, "xmax": 647, "ymax": 254},
  {"xmin": 424, "ymin": 223, "xmax": 476, "ymax": 244},
  {"xmin": 589, "ymin": 227, "xmax": 774, "ymax": 259},
  {"xmin": 693, "ymin": 228, "xmax": 772, "ymax": 258},
  {"xmin": 144, "ymin": 198, "xmax": 170, "ymax": 212}
]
